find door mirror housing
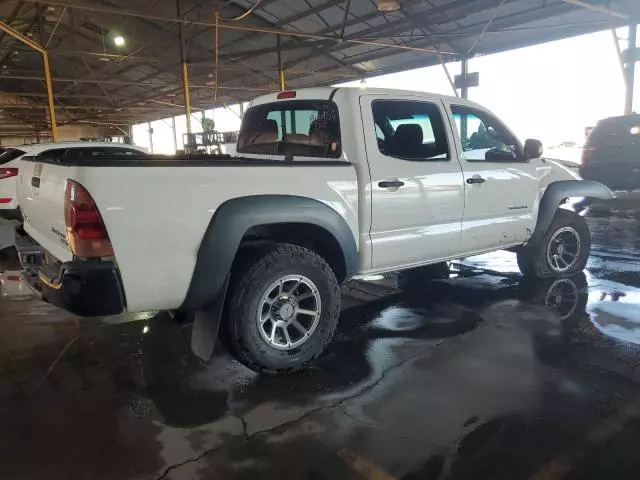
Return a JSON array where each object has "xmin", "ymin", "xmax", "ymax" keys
[
  {"xmin": 524, "ymin": 138, "xmax": 544, "ymax": 159},
  {"xmin": 484, "ymin": 148, "xmax": 517, "ymax": 162}
]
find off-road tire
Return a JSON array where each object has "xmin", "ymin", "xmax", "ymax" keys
[
  {"xmin": 517, "ymin": 210, "xmax": 590, "ymax": 278},
  {"xmin": 221, "ymin": 244, "xmax": 341, "ymax": 375}
]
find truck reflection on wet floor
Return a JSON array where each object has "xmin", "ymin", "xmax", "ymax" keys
[{"xmin": 140, "ymin": 265, "xmax": 596, "ymax": 428}]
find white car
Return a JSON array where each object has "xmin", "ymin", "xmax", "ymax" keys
[
  {"xmin": 15, "ymin": 87, "xmax": 613, "ymax": 374},
  {"xmin": 0, "ymin": 142, "xmax": 147, "ymax": 221}
]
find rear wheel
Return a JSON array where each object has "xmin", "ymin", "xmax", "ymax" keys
[
  {"xmin": 221, "ymin": 244, "xmax": 340, "ymax": 375},
  {"xmin": 517, "ymin": 210, "xmax": 590, "ymax": 278}
]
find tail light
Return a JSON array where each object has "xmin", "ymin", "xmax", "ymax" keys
[
  {"xmin": 64, "ymin": 180, "xmax": 113, "ymax": 257},
  {"xmin": 0, "ymin": 168, "xmax": 18, "ymax": 180}
]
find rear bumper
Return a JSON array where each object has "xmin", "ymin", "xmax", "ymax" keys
[
  {"xmin": 0, "ymin": 207, "xmax": 22, "ymax": 222},
  {"xmin": 36, "ymin": 261, "xmax": 125, "ymax": 317}
]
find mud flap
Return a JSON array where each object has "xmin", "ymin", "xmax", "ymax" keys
[{"xmin": 190, "ymin": 275, "xmax": 230, "ymax": 361}]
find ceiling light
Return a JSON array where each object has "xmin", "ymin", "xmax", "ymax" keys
[
  {"xmin": 113, "ymin": 35, "xmax": 125, "ymax": 47},
  {"xmin": 44, "ymin": 6, "xmax": 58, "ymax": 21},
  {"xmin": 378, "ymin": 0, "xmax": 400, "ymax": 12}
]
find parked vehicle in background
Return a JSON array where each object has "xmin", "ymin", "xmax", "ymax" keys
[
  {"xmin": 0, "ymin": 147, "xmax": 31, "ymax": 220},
  {"xmin": 15, "ymin": 87, "xmax": 613, "ymax": 375},
  {"xmin": 580, "ymin": 113, "xmax": 640, "ymax": 190},
  {"xmin": 0, "ymin": 142, "xmax": 147, "ymax": 221}
]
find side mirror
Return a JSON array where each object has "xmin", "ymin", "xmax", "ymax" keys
[
  {"xmin": 524, "ymin": 138, "xmax": 543, "ymax": 159},
  {"xmin": 485, "ymin": 148, "xmax": 517, "ymax": 162}
]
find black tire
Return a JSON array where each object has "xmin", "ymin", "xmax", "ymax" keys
[
  {"xmin": 517, "ymin": 210, "xmax": 590, "ymax": 278},
  {"xmin": 221, "ymin": 244, "xmax": 341, "ymax": 375}
]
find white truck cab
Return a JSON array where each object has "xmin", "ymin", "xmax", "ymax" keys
[{"xmin": 15, "ymin": 87, "xmax": 613, "ymax": 375}]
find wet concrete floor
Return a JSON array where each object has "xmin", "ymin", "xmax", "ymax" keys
[{"xmin": 2, "ymin": 212, "xmax": 640, "ymax": 479}]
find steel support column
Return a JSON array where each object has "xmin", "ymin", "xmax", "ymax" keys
[
  {"xmin": 171, "ymin": 116, "xmax": 177, "ymax": 153},
  {"xmin": 277, "ymin": 34, "xmax": 285, "ymax": 91},
  {"xmin": 460, "ymin": 58, "xmax": 469, "ymax": 99},
  {"xmin": 177, "ymin": 0, "xmax": 191, "ymax": 134},
  {"xmin": 0, "ymin": 20, "xmax": 58, "ymax": 141},
  {"xmin": 148, "ymin": 122, "xmax": 153, "ymax": 153},
  {"xmin": 625, "ymin": 24, "xmax": 637, "ymax": 115},
  {"xmin": 42, "ymin": 51, "xmax": 58, "ymax": 141},
  {"xmin": 182, "ymin": 62, "xmax": 192, "ymax": 133}
]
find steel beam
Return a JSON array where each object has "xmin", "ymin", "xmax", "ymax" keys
[{"xmin": 561, "ymin": 0, "xmax": 629, "ymax": 20}]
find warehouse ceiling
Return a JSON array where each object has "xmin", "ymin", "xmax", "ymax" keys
[{"xmin": 0, "ymin": 0, "xmax": 638, "ymax": 136}]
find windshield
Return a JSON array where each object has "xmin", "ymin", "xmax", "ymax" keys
[{"xmin": 237, "ymin": 100, "xmax": 341, "ymax": 158}]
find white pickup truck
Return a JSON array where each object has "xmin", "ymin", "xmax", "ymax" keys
[{"xmin": 16, "ymin": 87, "xmax": 612, "ymax": 374}]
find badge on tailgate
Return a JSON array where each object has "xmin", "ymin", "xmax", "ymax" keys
[{"xmin": 31, "ymin": 163, "xmax": 42, "ymax": 189}]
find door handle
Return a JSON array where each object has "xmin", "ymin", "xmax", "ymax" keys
[
  {"xmin": 378, "ymin": 180, "xmax": 405, "ymax": 188},
  {"xmin": 466, "ymin": 176, "xmax": 486, "ymax": 185}
]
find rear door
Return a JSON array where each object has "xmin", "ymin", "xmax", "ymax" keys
[
  {"xmin": 360, "ymin": 94, "xmax": 465, "ymax": 271},
  {"xmin": 443, "ymin": 102, "xmax": 538, "ymax": 252}
]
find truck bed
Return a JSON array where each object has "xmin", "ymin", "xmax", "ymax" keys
[{"xmin": 17, "ymin": 153, "xmax": 359, "ymax": 312}]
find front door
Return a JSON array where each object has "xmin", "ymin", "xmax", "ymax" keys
[
  {"xmin": 444, "ymin": 102, "xmax": 539, "ymax": 253},
  {"xmin": 360, "ymin": 95, "xmax": 465, "ymax": 272}
]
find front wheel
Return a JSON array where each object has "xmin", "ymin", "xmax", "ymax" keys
[
  {"xmin": 221, "ymin": 244, "xmax": 341, "ymax": 375},
  {"xmin": 517, "ymin": 210, "xmax": 591, "ymax": 278}
]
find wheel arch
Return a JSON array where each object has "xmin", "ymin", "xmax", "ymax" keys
[
  {"xmin": 180, "ymin": 195, "xmax": 357, "ymax": 312},
  {"xmin": 527, "ymin": 180, "xmax": 612, "ymax": 246}
]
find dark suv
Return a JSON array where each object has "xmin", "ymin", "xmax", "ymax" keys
[{"xmin": 580, "ymin": 114, "xmax": 640, "ymax": 190}]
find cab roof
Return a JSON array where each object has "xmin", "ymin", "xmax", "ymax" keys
[{"xmin": 250, "ymin": 86, "xmax": 485, "ymax": 107}]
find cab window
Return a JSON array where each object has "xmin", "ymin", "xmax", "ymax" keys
[
  {"xmin": 372, "ymin": 100, "xmax": 449, "ymax": 161},
  {"xmin": 238, "ymin": 100, "xmax": 341, "ymax": 158}
]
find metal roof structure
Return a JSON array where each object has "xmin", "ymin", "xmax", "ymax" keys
[{"xmin": 0, "ymin": 0, "xmax": 638, "ymax": 136}]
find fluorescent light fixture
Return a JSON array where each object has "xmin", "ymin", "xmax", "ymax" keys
[{"xmin": 378, "ymin": 0, "xmax": 400, "ymax": 12}]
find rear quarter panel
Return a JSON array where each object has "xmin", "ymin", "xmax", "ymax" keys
[{"xmin": 73, "ymin": 164, "xmax": 358, "ymax": 311}]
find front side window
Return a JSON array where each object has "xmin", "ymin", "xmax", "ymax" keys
[
  {"xmin": 372, "ymin": 100, "xmax": 449, "ymax": 161},
  {"xmin": 451, "ymin": 105, "xmax": 522, "ymax": 162},
  {"xmin": 238, "ymin": 100, "xmax": 341, "ymax": 158}
]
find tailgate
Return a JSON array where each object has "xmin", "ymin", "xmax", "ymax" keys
[{"xmin": 17, "ymin": 158, "xmax": 73, "ymax": 262}]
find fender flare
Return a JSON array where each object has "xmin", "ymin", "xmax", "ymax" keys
[
  {"xmin": 527, "ymin": 180, "xmax": 613, "ymax": 246},
  {"xmin": 180, "ymin": 195, "xmax": 358, "ymax": 312}
]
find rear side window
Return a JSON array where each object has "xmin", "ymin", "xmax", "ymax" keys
[
  {"xmin": 372, "ymin": 100, "xmax": 449, "ymax": 161},
  {"xmin": 237, "ymin": 100, "xmax": 341, "ymax": 158},
  {"xmin": 0, "ymin": 148, "xmax": 26, "ymax": 164}
]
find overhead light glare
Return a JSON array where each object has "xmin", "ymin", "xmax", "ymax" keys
[
  {"xmin": 113, "ymin": 35, "xmax": 125, "ymax": 47},
  {"xmin": 378, "ymin": 0, "xmax": 400, "ymax": 12}
]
